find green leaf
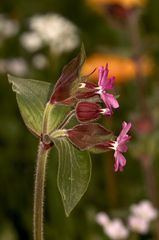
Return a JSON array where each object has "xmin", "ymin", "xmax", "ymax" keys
[
  {"xmin": 8, "ymin": 75, "xmax": 51, "ymax": 136},
  {"xmin": 53, "ymin": 137, "xmax": 91, "ymax": 216},
  {"xmin": 47, "ymin": 104, "xmax": 71, "ymax": 134}
]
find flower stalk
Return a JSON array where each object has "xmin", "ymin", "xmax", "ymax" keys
[
  {"xmin": 33, "ymin": 141, "xmax": 51, "ymax": 240},
  {"xmin": 33, "ymin": 99, "xmax": 54, "ymax": 240},
  {"xmin": 8, "ymin": 46, "xmax": 132, "ymax": 239}
]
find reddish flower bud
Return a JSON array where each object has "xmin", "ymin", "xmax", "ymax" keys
[
  {"xmin": 95, "ymin": 141, "xmax": 113, "ymax": 150},
  {"xmin": 76, "ymin": 102, "xmax": 101, "ymax": 122},
  {"xmin": 76, "ymin": 82, "xmax": 97, "ymax": 99},
  {"xmin": 76, "ymin": 101, "xmax": 111, "ymax": 122},
  {"xmin": 50, "ymin": 55, "xmax": 81, "ymax": 104},
  {"xmin": 67, "ymin": 123, "xmax": 112, "ymax": 150},
  {"xmin": 50, "ymin": 46, "xmax": 85, "ymax": 105}
]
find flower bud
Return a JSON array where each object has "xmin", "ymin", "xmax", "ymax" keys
[
  {"xmin": 67, "ymin": 123, "xmax": 112, "ymax": 150},
  {"xmin": 76, "ymin": 102, "xmax": 101, "ymax": 122}
]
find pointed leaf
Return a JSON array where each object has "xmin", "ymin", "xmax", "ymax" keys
[
  {"xmin": 67, "ymin": 123, "xmax": 112, "ymax": 150},
  {"xmin": 53, "ymin": 137, "xmax": 91, "ymax": 216},
  {"xmin": 8, "ymin": 75, "xmax": 51, "ymax": 136}
]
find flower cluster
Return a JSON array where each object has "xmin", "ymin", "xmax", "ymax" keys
[
  {"xmin": 128, "ymin": 200, "xmax": 158, "ymax": 233},
  {"xmin": 20, "ymin": 13, "xmax": 79, "ymax": 54},
  {"xmin": 77, "ymin": 64, "xmax": 119, "ymax": 117},
  {"xmin": 96, "ymin": 212, "xmax": 129, "ymax": 239},
  {"xmin": 96, "ymin": 200, "xmax": 158, "ymax": 239},
  {"xmin": 49, "ymin": 49, "xmax": 131, "ymax": 171}
]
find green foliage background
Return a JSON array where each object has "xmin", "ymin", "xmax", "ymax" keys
[{"xmin": 1, "ymin": 0, "xmax": 159, "ymax": 239}]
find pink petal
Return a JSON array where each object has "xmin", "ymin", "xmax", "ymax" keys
[
  {"xmin": 98, "ymin": 66, "xmax": 105, "ymax": 86},
  {"xmin": 118, "ymin": 136, "xmax": 131, "ymax": 145},
  {"xmin": 104, "ymin": 76, "xmax": 115, "ymax": 90},
  {"xmin": 118, "ymin": 122, "xmax": 131, "ymax": 141},
  {"xmin": 101, "ymin": 64, "xmax": 109, "ymax": 87},
  {"xmin": 118, "ymin": 143, "xmax": 128, "ymax": 152},
  {"xmin": 114, "ymin": 151, "xmax": 127, "ymax": 172},
  {"xmin": 101, "ymin": 93, "xmax": 119, "ymax": 109},
  {"xmin": 98, "ymin": 64, "xmax": 116, "ymax": 90}
]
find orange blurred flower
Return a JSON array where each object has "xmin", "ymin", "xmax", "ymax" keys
[
  {"xmin": 86, "ymin": 0, "xmax": 146, "ymax": 19},
  {"xmin": 81, "ymin": 53, "xmax": 153, "ymax": 83},
  {"xmin": 86, "ymin": 0, "xmax": 146, "ymax": 9}
]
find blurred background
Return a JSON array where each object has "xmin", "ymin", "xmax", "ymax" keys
[{"xmin": 1, "ymin": 0, "xmax": 159, "ymax": 239}]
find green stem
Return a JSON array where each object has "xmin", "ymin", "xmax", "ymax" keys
[
  {"xmin": 58, "ymin": 109, "xmax": 75, "ymax": 129},
  {"xmin": 42, "ymin": 102, "xmax": 53, "ymax": 135},
  {"xmin": 33, "ymin": 142, "xmax": 50, "ymax": 240},
  {"xmin": 49, "ymin": 110, "xmax": 75, "ymax": 136}
]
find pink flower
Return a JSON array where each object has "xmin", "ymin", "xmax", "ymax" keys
[
  {"xmin": 97, "ymin": 65, "xmax": 119, "ymax": 114},
  {"xmin": 78, "ymin": 64, "xmax": 119, "ymax": 115},
  {"xmin": 110, "ymin": 121, "xmax": 131, "ymax": 172}
]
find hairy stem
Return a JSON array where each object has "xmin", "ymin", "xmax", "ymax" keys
[{"xmin": 33, "ymin": 142, "xmax": 50, "ymax": 240}]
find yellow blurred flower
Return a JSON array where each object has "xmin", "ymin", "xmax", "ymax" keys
[
  {"xmin": 86, "ymin": 0, "xmax": 146, "ymax": 9},
  {"xmin": 81, "ymin": 53, "xmax": 153, "ymax": 83}
]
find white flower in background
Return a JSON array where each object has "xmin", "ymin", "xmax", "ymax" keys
[
  {"xmin": 32, "ymin": 54, "xmax": 48, "ymax": 69},
  {"xmin": 0, "ymin": 14, "xmax": 19, "ymax": 38},
  {"xmin": 6, "ymin": 58, "xmax": 28, "ymax": 76},
  {"xmin": 29, "ymin": 13, "xmax": 79, "ymax": 54},
  {"xmin": 20, "ymin": 32, "xmax": 43, "ymax": 52},
  {"xmin": 0, "ymin": 59, "xmax": 7, "ymax": 73},
  {"xmin": 128, "ymin": 200, "xmax": 158, "ymax": 234},
  {"xmin": 130, "ymin": 200, "xmax": 158, "ymax": 222},
  {"xmin": 128, "ymin": 215, "xmax": 149, "ymax": 234},
  {"xmin": 96, "ymin": 213, "xmax": 129, "ymax": 240},
  {"xmin": 104, "ymin": 219, "xmax": 129, "ymax": 240},
  {"xmin": 96, "ymin": 201, "xmax": 158, "ymax": 239},
  {"xmin": 96, "ymin": 212, "xmax": 109, "ymax": 226}
]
